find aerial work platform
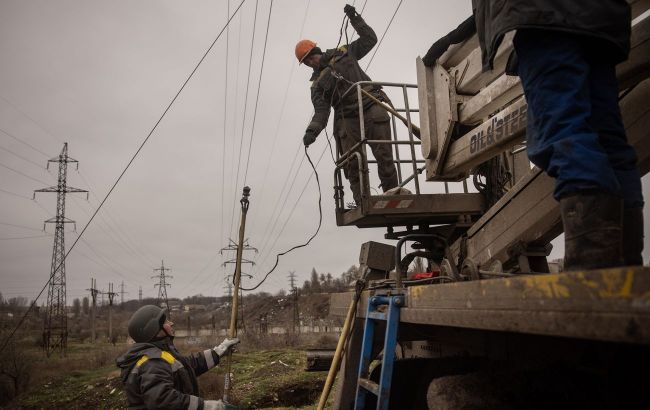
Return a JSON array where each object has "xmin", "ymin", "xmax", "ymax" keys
[{"xmin": 336, "ymin": 192, "xmax": 485, "ymax": 228}]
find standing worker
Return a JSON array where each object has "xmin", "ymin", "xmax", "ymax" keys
[
  {"xmin": 470, "ymin": 0, "xmax": 644, "ymax": 270},
  {"xmin": 116, "ymin": 305, "xmax": 240, "ymax": 410},
  {"xmin": 297, "ymin": 4, "xmax": 399, "ymax": 207}
]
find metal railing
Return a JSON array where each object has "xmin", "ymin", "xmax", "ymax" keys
[{"xmin": 333, "ymin": 81, "xmax": 423, "ymax": 212}]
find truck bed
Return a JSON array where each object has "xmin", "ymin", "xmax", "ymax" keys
[{"xmin": 330, "ymin": 266, "xmax": 650, "ymax": 344}]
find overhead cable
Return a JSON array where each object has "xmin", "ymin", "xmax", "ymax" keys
[
  {"xmin": 243, "ymin": 0, "xmax": 274, "ymax": 184},
  {"xmin": 0, "ymin": 0, "xmax": 248, "ymax": 354},
  {"xmin": 229, "ymin": 0, "xmax": 260, "ymax": 239},
  {"xmin": 241, "ymin": 146, "xmax": 323, "ymax": 291},
  {"xmin": 365, "ymin": 0, "xmax": 404, "ymax": 71}
]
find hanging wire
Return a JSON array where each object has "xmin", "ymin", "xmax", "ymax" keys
[
  {"xmin": 0, "ymin": 0, "xmax": 248, "ymax": 354},
  {"xmin": 241, "ymin": 146, "xmax": 322, "ymax": 291}
]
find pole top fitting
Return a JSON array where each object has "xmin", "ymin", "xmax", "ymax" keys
[{"xmin": 243, "ymin": 186, "xmax": 251, "ymax": 197}]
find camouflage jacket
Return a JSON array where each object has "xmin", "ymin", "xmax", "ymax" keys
[{"xmin": 306, "ymin": 14, "xmax": 380, "ymax": 138}]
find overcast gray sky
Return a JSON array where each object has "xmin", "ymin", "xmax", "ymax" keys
[{"xmin": 1, "ymin": 0, "xmax": 648, "ymax": 304}]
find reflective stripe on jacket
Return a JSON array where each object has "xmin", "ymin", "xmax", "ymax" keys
[{"xmin": 117, "ymin": 341, "xmax": 220, "ymax": 410}]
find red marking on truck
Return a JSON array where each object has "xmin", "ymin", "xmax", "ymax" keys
[{"xmin": 374, "ymin": 199, "xmax": 414, "ymax": 209}]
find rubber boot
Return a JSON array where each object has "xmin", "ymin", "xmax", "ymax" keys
[
  {"xmin": 623, "ymin": 207, "xmax": 644, "ymax": 266},
  {"xmin": 560, "ymin": 191, "xmax": 624, "ymax": 271}
]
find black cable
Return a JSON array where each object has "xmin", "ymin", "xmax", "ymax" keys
[
  {"xmin": 241, "ymin": 146, "xmax": 322, "ymax": 291},
  {"xmin": 0, "ymin": 0, "xmax": 247, "ymax": 354},
  {"xmin": 324, "ymin": 129, "xmax": 337, "ymax": 164}
]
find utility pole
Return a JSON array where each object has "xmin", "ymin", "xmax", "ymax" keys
[
  {"xmin": 223, "ymin": 186, "xmax": 251, "ymax": 403},
  {"xmin": 288, "ymin": 271, "xmax": 300, "ymax": 333},
  {"xmin": 119, "ymin": 281, "xmax": 128, "ymax": 305},
  {"xmin": 225, "ymin": 273, "xmax": 253, "ymax": 334},
  {"xmin": 138, "ymin": 286, "xmax": 142, "ymax": 304},
  {"xmin": 152, "ymin": 260, "xmax": 172, "ymax": 316},
  {"xmin": 34, "ymin": 142, "xmax": 88, "ymax": 357},
  {"xmin": 87, "ymin": 278, "xmax": 99, "ymax": 343},
  {"xmin": 105, "ymin": 283, "xmax": 118, "ymax": 342}
]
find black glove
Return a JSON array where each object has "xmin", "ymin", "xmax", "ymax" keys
[
  {"xmin": 303, "ymin": 129, "xmax": 317, "ymax": 146},
  {"xmin": 344, "ymin": 4, "xmax": 357, "ymax": 18}
]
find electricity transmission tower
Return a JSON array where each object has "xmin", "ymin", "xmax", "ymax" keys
[
  {"xmin": 119, "ymin": 281, "xmax": 128, "ymax": 305},
  {"xmin": 153, "ymin": 260, "xmax": 172, "ymax": 315},
  {"xmin": 34, "ymin": 142, "xmax": 87, "ymax": 356},
  {"xmin": 87, "ymin": 278, "xmax": 99, "ymax": 343},
  {"xmin": 221, "ymin": 238, "xmax": 257, "ymax": 334},
  {"xmin": 105, "ymin": 283, "xmax": 118, "ymax": 342},
  {"xmin": 288, "ymin": 271, "xmax": 300, "ymax": 333}
]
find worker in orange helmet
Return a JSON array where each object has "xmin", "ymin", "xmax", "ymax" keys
[{"xmin": 296, "ymin": 4, "xmax": 398, "ymax": 207}]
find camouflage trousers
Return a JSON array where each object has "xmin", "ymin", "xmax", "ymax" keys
[{"xmin": 335, "ymin": 103, "xmax": 398, "ymax": 204}]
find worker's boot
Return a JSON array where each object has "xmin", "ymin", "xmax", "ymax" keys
[
  {"xmin": 623, "ymin": 207, "xmax": 644, "ymax": 266},
  {"xmin": 560, "ymin": 191, "xmax": 624, "ymax": 271},
  {"xmin": 380, "ymin": 173, "xmax": 399, "ymax": 193}
]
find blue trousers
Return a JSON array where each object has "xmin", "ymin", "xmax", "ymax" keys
[{"xmin": 513, "ymin": 29, "xmax": 643, "ymax": 208}]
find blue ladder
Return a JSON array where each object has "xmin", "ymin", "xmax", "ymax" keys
[{"xmin": 355, "ymin": 294, "xmax": 405, "ymax": 410}]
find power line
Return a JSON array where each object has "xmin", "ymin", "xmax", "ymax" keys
[
  {"xmin": 242, "ymin": 146, "xmax": 324, "ymax": 292},
  {"xmin": 0, "ymin": 0, "xmax": 248, "ymax": 354},
  {"xmin": 0, "ymin": 187, "xmax": 32, "ymax": 200},
  {"xmin": 229, "ymin": 0, "xmax": 260, "ymax": 240},
  {"xmin": 228, "ymin": 9, "xmax": 246, "ymax": 240},
  {"xmin": 243, "ymin": 0, "xmax": 274, "ymax": 184},
  {"xmin": 0, "ymin": 144, "xmax": 48, "ymax": 169},
  {"xmin": 0, "ymin": 95, "xmax": 63, "ymax": 146},
  {"xmin": 0, "ymin": 161, "xmax": 51, "ymax": 185},
  {"xmin": 76, "ymin": 169, "xmax": 157, "ymax": 266},
  {"xmin": 0, "ymin": 126, "xmax": 51, "ymax": 158},
  {"xmin": 248, "ymin": 0, "xmax": 312, "ymax": 232},
  {"xmin": 0, "ymin": 234, "xmax": 50, "ymax": 240},
  {"xmin": 0, "ymin": 221, "xmax": 44, "ymax": 232},
  {"xmin": 220, "ymin": 0, "xmax": 231, "ymax": 254},
  {"xmin": 365, "ymin": 0, "xmax": 404, "ymax": 71}
]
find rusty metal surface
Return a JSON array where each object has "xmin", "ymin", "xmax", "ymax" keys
[{"xmin": 330, "ymin": 267, "xmax": 650, "ymax": 344}]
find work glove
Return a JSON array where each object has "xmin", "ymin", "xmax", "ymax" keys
[
  {"xmin": 303, "ymin": 129, "xmax": 317, "ymax": 146},
  {"xmin": 213, "ymin": 337, "xmax": 240, "ymax": 357},
  {"xmin": 344, "ymin": 4, "xmax": 358, "ymax": 18},
  {"xmin": 204, "ymin": 399, "xmax": 236, "ymax": 410}
]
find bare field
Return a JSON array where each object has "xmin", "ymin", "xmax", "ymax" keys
[{"xmin": 1, "ymin": 333, "xmax": 337, "ymax": 410}]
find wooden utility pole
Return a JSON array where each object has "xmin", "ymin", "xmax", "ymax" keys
[{"xmin": 223, "ymin": 186, "xmax": 250, "ymax": 403}]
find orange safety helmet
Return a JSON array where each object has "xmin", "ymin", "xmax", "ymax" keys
[{"xmin": 295, "ymin": 39, "xmax": 317, "ymax": 64}]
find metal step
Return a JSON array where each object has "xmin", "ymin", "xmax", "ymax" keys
[
  {"xmin": 358, "ymin": 378, "xmax": 380, "ymax": 396},
  {"xmin": 336, "ymin": 193, "xmax": 485, "ymax": 228}
]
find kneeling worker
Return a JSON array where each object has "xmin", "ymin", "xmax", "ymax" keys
[{"xmin": 116, "ymin": 305, "xmax": 239, "ymax": 409}]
